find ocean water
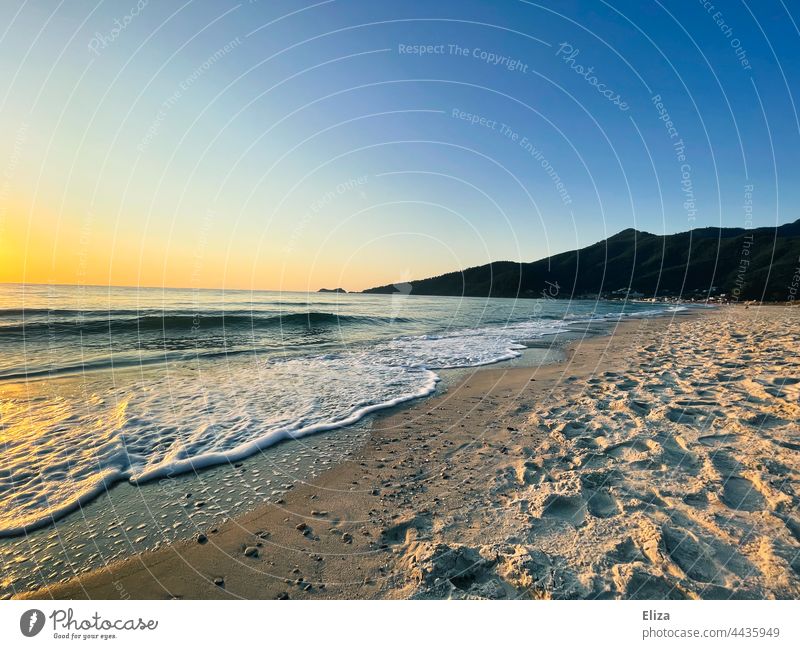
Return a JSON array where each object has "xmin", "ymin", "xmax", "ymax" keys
[{"xmin": 0, "ymin": 283, "xmax": 687, "ymax": 537}]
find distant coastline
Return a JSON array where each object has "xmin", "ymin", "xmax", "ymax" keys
[{"xmin": 363, "ymin": 219, "xmax": 800, "ymax": 303}]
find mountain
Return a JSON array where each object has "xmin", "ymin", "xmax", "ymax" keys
[
  {"xmin": 318, "ymin": 287, "xmax": 347, "ymax": 293},
  {"xmin": 363, "ymin": 220, "xmax": 800, "ymax": 302}
]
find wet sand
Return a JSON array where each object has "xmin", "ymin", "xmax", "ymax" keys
[{"xmin": 19, "ymin": 305, "xmax": 800, "ymax": 600}]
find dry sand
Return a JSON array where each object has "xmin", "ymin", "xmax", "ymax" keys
[{"xmin": 20, "ymin": 306, "xmax": 800, "ymax": 600}]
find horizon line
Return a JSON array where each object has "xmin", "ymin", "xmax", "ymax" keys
[{"xmin": 3, "ymin": 216, "xmax": 796, "ymax": 295}]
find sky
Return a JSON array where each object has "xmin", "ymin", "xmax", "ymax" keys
[{"xmin": 0, "ymin": 0, "xmax": 798, "ymax": 291}]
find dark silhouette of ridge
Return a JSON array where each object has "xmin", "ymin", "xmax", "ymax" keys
[{"xmin": 363, "ymin": 219, "xmax": 800, "ymax": 302}]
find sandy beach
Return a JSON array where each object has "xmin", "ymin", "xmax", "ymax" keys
[{"xmin": 18, "ymin": 305, "xmax": 800, "ymax": 600}]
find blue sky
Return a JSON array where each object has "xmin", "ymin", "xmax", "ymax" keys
[{"xmin": 1, "ymin": 0, "xmax": 798, "ymax": 290}]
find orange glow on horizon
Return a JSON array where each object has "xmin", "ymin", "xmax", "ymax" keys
[{"xmin": 2, "ymin": 201, "xmax": 467, "ymax": 292}]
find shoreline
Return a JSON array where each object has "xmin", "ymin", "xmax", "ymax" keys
[
  {"xmin": 0, "ymin": 313, "xmax": 601, "ymax": 596},
  {"xmin": 0, "ymin": 324, "xmax": 571, "ymax": 543},
  {"xmin": 16, "ymin": 312, "xmax": 687, "ymax": 600},
  {"xmin": 18, "ymin": 305, "xmax": 800, "ymax": 599},
  {"xmin": 0, "ymin": 301, "xmax": 609, "ymax": 542}
]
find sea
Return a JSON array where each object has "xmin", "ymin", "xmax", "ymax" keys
[{"xmin": 0, "ymin": 283, "xmax": 689, "ymax": 594}]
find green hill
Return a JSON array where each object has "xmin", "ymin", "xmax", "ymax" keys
[{"xmin": 363, "ymin": 220, "xmax": 800, "ymax": 302}]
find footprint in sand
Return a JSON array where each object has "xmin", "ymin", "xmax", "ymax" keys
[
  {"xmin": 650, "ymin": 431, "xmax": 700, "ymax": 467},
  {"xmin": 605, "ymin": 439, "xmax": 653, "ymax": 461},
  {"xmin": 515, "ymin": 459, "xmax": 546, "ymax": 485},
  {"xmin": 698, "ymin": 434, "xmax": 739, "ymax": 446},
  {"xmin": 683, "ymin": 491, "xmax": 709, "ymax": 509},
  {"xmin": 572, "ymin": 436, "xmax": 601, "ymax": 451},
  {"xmin": 605, "ymin": 537, "xmax": 645, "ymax": 563},
  {"xmin": 709, "ymin": 452, "xmax": 766, "ymax": 511},
  {"xmin": 744, "ymin": 412, "xmax": 789, "ymax": 428},
  {"xmin": 619, "ymin": 567, "xmax": 687, "ymax": 600},
  {"xmin": 665, "ymin": 407, "xmax": 713, "ymax": 425},
  {"xmin": 585, "ymin": 489, "xmax": 621, "ymax": 518},
  {"xmin": 541, "ymin": 494, "xmax": 587, "ymax": 526},
  {"xmin": 576, "ymin": 451, "xmax": 614, "ymax": 469},
  {"xmin": 720, "ymin": 477, "xmax": 766, "ymax": 511},
  {"xmin": 561, "ymin": 421, "xmax": 588, "ymax": 439},
  {"xmin": 662, "ymin": 527, "xmax": 719, "ymax": 583}
]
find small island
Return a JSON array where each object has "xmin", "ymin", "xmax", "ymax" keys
[{"xmin": 317, "ymin": 287, "xmax": 347, "ymax": 293}]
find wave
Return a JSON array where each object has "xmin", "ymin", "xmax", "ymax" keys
[
  {"xmin": 0, "ymin": 348, "xmax": 261, "ymax": 382},
  {"xmin": 0, "ymin": 310, "xmax": 412, "ymax": 335},
  {"xmin": 0, "ymin": 355, "xmax": 440, "ymax": 537}
]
